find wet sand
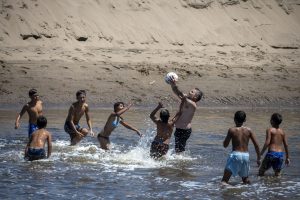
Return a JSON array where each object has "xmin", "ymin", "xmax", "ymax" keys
[{"xmin": 1, "ymin": 47, "xmax": 300, "ymax": 108}]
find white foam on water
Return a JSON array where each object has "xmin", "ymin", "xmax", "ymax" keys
[
  {"xmin": 41, "ymin": 137, "xmax": 164, "ymax": 170},
  {"xmin": 0, "ymin": 138, "xmax": 23, "ymax": 146},
  {"xmin": 154, "ymin": 177, "xmax": 170, "ymax": 184},
  {"xmin": 180, "ymin": 181, "xmax": 203, "ymax": 189},
  {"xmin": 1, "ymin": 125, "xmax": 205, "ymax": 172},
  {"xmin": 0, "ymin": 138, "xmax": 8, "ymax": 147},
  {"xmin": 108, "ymin": 146, "xmax": 163, "ymax": 169}
]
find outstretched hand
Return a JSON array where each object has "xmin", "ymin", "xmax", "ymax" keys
[
  {"xmin": 158, "ymin": 102, "xmax": 163, "ymax": 108},
  {"xmin": 170, "ymin": 76, "xmax": 177, "ymax": 85},
  {"xmin": 127, "ymin": 103, "xmax": 133, "ymax": 109}
]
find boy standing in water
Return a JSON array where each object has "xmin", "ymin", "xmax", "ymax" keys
[
  {"xmin": 169, "ymin": 77, "xmax": 203, "ymax": 153},
  {"xmin": 97, "ymin": 102, "xmax": 142, "ymax": 150},
  {"xmin": 64, "ymin": 90, "xmax": 94, "ymax": 145},
  {"xmin": 259, "ymin": 113, "xmax": 290, "ymax": 176},
  {"xmin": 221, "ymin": 111, "xmax": 261, "ymax": 184},
  {"xmin": 15, "ymin": 89, "xmax": 43, "ymax": 138},
  {"xmin": 149, "ymin": 102, "xmax": 177, "ymax": 159},
  {"xmin": 25, "ymin": 116, "xmax": 52, "ymax": 161}
]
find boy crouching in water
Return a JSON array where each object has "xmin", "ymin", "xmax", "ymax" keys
[
  {"xmin": 149, "ymin": 102, "xmax": 176, "ymax": 159},
  {"xmin": 221, "ymin": 111, "xmax": 260, "ymax": 184},
  {"xmin": 259, "ymin": 113, "xmax": 290, "ymax": 176},
  {"xmin": 25, "ymin": 116, "xmax": 52, "ymax": 161}
]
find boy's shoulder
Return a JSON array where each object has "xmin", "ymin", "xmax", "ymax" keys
[
  {"xmin": 269, "ymin": 127, "xmax": 284, "ymax": 135},
  {"xmin": 185, "ymin": 98, "xmax": 197, "ymax": 108},
  {"xmin": 39, "ymin": 129, "xmax": 51, "ymax": 136},
  {"xmin": 242, "ymin": 126, "xmax": 252, "ymax": 131},
  {"xmin": 45, "ymin": 129, "xmax": 52, "ymax": 136},
  {"xmin": 229, "ymin": 126, "xmax": 252, "ymax": 133},
  {"xmin": 109, "ymin": 112, "xmax": 117, "ymax": 117},
  {"xmin": 24, "ymin": 102, "xmax": 30, "ymax": 108}
]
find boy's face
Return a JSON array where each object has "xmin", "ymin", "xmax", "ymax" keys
[
  {"xmin": 116, "ymin": 103, "xmax": 124, "ymax": 111},
  {"xmin": 77, "ymin": 94, "xmax": 86, "ymax": 103},
  {"xmin": 187, "ymin": 89, "xmax": 198, "ymax": 100},
  {"xmin": 30, "ymin": 95, "xmax": 39, "ymax": 102}
]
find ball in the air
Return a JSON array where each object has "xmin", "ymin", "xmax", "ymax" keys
[{"xmin": 165, "ymin": 72, "xmax": 178, "ymax": 84}]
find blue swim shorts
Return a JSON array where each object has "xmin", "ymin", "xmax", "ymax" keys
[
  {"xmin": 28, "ymin": 123, "xmax": 38, "ymax": 138},
  {"xmin": 64, "ymin": 121, "xmax": 81, "ymax": 134},
  {"xmin": 27, "ymin": 148, "xmax": 46, "ymax": 161},
  {"xmin": 225, "ymin": 151, "xmax": 250, "ymax": 178},
  {"xmin": 260, "ymin": 151, "xmax": 284, "ymax": 171}
]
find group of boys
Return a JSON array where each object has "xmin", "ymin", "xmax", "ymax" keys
[
  {"xmin": 149, "ymin": 78, "xmax": 290, "ymax": 184},
  {"xmin": 15, "ymin": 79, "xmax": 290, "ymax": 184},
  {"xmin": 221, "ymin": 111, "xmax": 290, "ymax": 184}
]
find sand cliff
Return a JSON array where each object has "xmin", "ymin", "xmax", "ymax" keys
[{"xmin": 0, "ymin": 0, "xmax": 300, "ymax": 108}]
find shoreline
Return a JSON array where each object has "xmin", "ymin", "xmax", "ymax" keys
[
  {"xmin": 1, "ymin": 50, "xmax": 299, "ymax": 109},
  {"xmin": 1, "ymin": 103, "xmax": 299, "ymax": 111}
]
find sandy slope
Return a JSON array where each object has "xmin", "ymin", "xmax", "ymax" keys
[{"xmin": 0, "ymin": 0, "xmax": 300, "ymax": 108}]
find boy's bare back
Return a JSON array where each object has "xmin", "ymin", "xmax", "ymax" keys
[
  {"xmin": 154, "ymin": 121, "xmax": 173, "ymax": 144},
  {"xmin": 223, "ymin": 111, "xmax": 260, "ymax": 161},
  {"xmin": 227, "ymin": 127, "xmax": 252, "ymax": 152},
  {"xmin": 267, "ymin": 128, "xmax": 286, "ymax": 152},
  {"xmin": 29, "ymin": 129, "xmax": 51, "ymax": 149},
  {"xmin": 259, "ymin": 113, "xmax": 290, "ymax": 176}
]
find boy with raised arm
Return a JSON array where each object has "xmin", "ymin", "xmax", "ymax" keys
[
  {"xmin": 15, "ymin": 89, "xmax": 43, "ymax": 138},
  {"xmin": 97, "ymin": 102, "xmax": 142, "ymax": 150},
  {"xmin": 169, "ymin": 77, "xmax": 203, "ymax": 153},
  {"xmin": 64, "ymin": 90, "xmax": 94, "ymax": 145},
  {"xmin": 150, "ymin": 102, "xmax": 177, "ymax": 159},
  {"xmin": 259, "ymin": 113, "xmax": 290, "ymax": 176},
  {"xmin": 221, "ymin": 111, "xmax": 261, "ymax": 184}
]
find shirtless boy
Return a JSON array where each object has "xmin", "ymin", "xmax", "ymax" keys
[
  {"xmin": 97, "ymin": 102, "xmax": 141, "ymax": 150},
  {"xmin": 25, "ymin": 116, "xmax": 52, "ymax": 161},
  {"xmin": 259, "ymin": 113, "xmax": 290, "ymax": 176},
  {"xmin": 15, "ymin": 89, "xmax": 43, "ymax": 138},
  {"xmin": 149, "ymin": 102, "xmax": 176, "ymax": 159},
  {"xmin": 169, "ymin": 78, "xmax": 203, "ymax": 153},
  {"xmin": 64, "ymin": 90, "xmax": 94, "ymax": 145},
  {"xmin": 221, "ymin": 111, "xmax": 261, "ymax": 184}
]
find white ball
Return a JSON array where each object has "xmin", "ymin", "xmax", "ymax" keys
[{"xmin": 165, "ymin": 72, "xmax": 178, "ymax": 84}]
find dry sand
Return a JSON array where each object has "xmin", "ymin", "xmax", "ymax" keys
[{"xmin": 0, "ymin": 0, "xmax": 300, "ymax": 108}]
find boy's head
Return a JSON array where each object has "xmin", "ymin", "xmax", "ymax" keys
[
  {"xmin": 76, "ymin": 90, "xmax": 86, "ymax": 103},
  {"xmin": 188, "ymin": 88, "xmax": 203, "ymax": 102},
  {"xmin": 234, "ymin": 111, "xmax": 246, "ymax": 124},
  {"xmin": 160, "ymin": 109, "xmax": 170, "ymax": 123},
  {"xmin": 271, "ymin": 113, "xmax": 282, "ymax": 126},
  {"xmin": 37, "ymin": 116, "xmax": 47, "ymax": 129},
  {"xmin": 28, "ymin": 89, "xmax": 39, "ymax": 100},
  {"xmin": 114, "ymin": 102, "xmax": 124, "ymax": 112}
]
